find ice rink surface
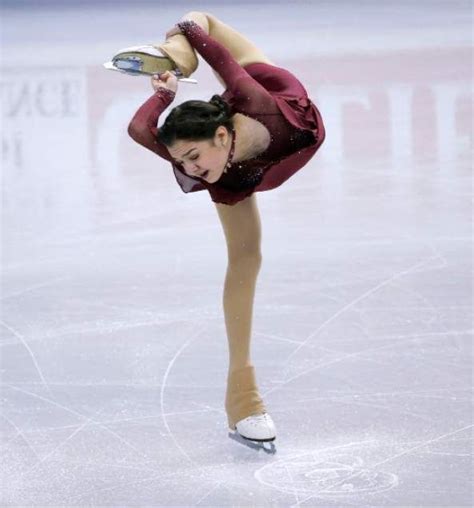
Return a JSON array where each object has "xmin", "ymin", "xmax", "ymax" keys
[{"xmin": 1, "ymin": 0, "xmax": 472, "ymax": 505}]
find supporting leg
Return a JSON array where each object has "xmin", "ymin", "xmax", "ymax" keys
[{"xmin": 215, "ymin": 193, "xmax": 267, "ymax": 429}]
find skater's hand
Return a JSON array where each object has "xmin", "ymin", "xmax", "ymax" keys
[
  {"xmin": 151, "ymin": 71, "xmax": 178, "ymax": 94},
  {"xmin": 165, "ymin": 25, "xmax": 183, "ymax": 38}
]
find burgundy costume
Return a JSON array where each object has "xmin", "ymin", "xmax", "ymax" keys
[{"xmin": 128, "ymin": 20, "xmax": 326, "ymax": 205}]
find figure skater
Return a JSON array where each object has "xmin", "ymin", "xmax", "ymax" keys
[{"xmin": 126, "ymin": 11, "xmax": 326, "ymax": 443}]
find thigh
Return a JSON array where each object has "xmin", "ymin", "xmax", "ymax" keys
[
  {"xmin": 214, "ymin": 193, "xmax": 262, "ymax": 263},
  {"xmin": 206, "ymin": 13, "xmax": 274, "ymax": 67},
  {"xmin": 185, "ymin": 11, "xmax": 274, "ymax": 67}
]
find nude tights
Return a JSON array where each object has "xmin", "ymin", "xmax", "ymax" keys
[
  {"xmin": 215, "ymin": 194, "xmax": 267, "ymax": 429},
  {"xmin": 156, "ymin": 12, "xmax": 271, "ymax": 429}
]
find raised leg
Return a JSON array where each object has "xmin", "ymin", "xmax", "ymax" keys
[{"xmin": 156, "ymin": 11, "xmax": 274, "ymax": 81}]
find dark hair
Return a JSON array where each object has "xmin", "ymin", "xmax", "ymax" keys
[{"xmin": 157, "ymin": 94, "xmax": 233, "ymax": 147}]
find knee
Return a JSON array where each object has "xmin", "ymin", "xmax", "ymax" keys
[
  {"xmin": 228, "ymin": 250, "xmax": 263, "ymax": 270},
  {"xmin": 181, "ymin": 11, "xmax": 208, "ymax": 22},
  {"xmin": 180, "ymin": 11, "xmax": 210, "ymax": 32},
  {"xmin": 225, "ymin": 232, "xmax": 263, "ymax": 269}
]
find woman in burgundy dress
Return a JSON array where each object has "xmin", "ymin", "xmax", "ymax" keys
[{"xmin": 127, "ymin": 11, "xmax": 325, "ymax": 443}]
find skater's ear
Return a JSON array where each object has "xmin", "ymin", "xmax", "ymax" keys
[{"xmin": 213, "ymin": 125, "xmax": 230, "ymax": 147}]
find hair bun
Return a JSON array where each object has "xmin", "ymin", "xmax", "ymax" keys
[
  {"xmin": 157, "ymin": 97, "xmax": 234, "ymax": 147},
  {"xmin": 209, "ymin": 94, "xmax": 230, "ymax": 116}
]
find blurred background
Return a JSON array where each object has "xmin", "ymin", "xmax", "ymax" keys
[{"xmin": 1, "ymin": 1, "xmax": 472, "ymax": 506}]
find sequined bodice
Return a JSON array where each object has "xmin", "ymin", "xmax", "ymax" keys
[
  {"xmin": 216, "ymin": 113, "xmax": 315, "ymax": 191},
  {"xmin": 127, "ymin": 19, "xmax": 325, "ymax": 206}
]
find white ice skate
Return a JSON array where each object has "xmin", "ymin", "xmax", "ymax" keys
[
  {"xmin": 103, "ymin": 45, "xmax": 197, "ymax": 84},
  {"xmin": 235, "ymin": 412, "xmax": 276, "ymax": 442}
]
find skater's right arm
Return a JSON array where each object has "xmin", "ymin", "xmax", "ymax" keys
[{"xmin": 127, "ymin": 76, "xmax": 176, "ymax": 161}]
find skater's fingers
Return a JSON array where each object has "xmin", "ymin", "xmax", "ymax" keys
[
  {"xmin": 150, "ymin": 71, "xmax": 178, "ymax": 93},
  {"xmin": 165, "ymin": 73, "xmax": 178, "ymax": 87},
  {"xmin": 151, "ymin": 75, "xmax": 165, "ymax": 91},
  {"xmin": 159, "ymin": 71, "xmax": 170, "ymax": 80},
  {"xmin": 151, "ymin": 72, "xmax": 170, "ymax": 83}
]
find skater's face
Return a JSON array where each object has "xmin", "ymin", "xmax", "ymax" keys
[{"xmin": 168, "ymin": 126, "xmax": 231, "ymax": 184}]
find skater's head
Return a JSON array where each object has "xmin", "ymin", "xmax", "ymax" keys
[{"xmin": 158, "ymin": 95, "xmax": 234, "ymax": 183}]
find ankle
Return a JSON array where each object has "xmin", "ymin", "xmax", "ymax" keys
[{"xmin": 229, "ymin": 361, "xmax": 253, "ymax": 374}]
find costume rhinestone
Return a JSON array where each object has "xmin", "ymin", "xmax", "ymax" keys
[{"xmin": 224, "ymin": 127, "xmax": 236, "ymax": 170}]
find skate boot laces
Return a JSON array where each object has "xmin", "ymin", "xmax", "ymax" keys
[{"xmin": 248, "ymin": 412, "xmax": 272, "ymax": 426}]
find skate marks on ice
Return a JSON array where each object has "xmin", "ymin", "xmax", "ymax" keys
[
  {"xmin": 254, "ymin": 424, "xmax": 472, "ymax": 506},
  {"xmin": 228, "ymin": 430, "xmax": 277, "ymax": 455},
  {"xmin": 256, "ymin": 452, "xmax": 397, "ymax": 503},
  {"xmin": 159, "ymin": 324, "xmax": 209, "ymax": 468},
  {"xmin": 283, "ymin": 252, "xmax": 447, "ymax": 365},
  {"xmin": 254, "ymin": 440, "xmax": 398, "ymax": 505}
]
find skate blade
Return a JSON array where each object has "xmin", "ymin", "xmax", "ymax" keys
[
  {"xmin": 228, "ymin": 431, "xmax": 277, "ymax": 454},
  {"xmin": 103, "ymin": 62, "xmax": 197, "ymax": 83},
  {"xmin": 103, "ymin": 52, "xmax": 197, "ymax": 84}
]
